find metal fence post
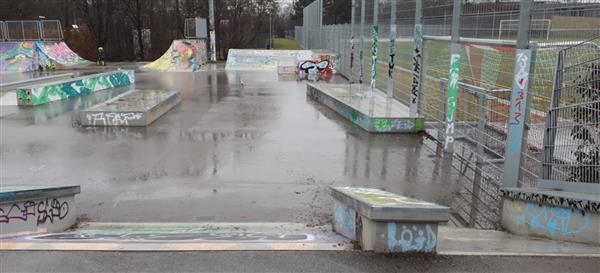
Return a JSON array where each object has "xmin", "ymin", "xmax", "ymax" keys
[
  {"xmin": 386, "ymin": 0, "xmax": 397, "ymax": 99},
  {"xmin": 359, "ymin": 0, "xmax": 366, "ymax": 84},
  {"xmin": 502, "ymin": 0, "xmax": 534, "ymax": 188},
  {"xmin": 410, "ymin": 0, "xmax": 424, "ymax": 117},
  {"xmin": 370, "ymin": 0, "xmax": 379, "ymax": 91},
  {"xmin": 350, "ymin": 0, "xmax": 356, "ymax": 83},
  {"xmin": 443, "ymin": 0, "xmax": 463, "ymax": 153}
]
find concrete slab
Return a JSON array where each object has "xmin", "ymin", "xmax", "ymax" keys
[
  {"xmin": 78, "ymin": 89, "xmax": 180, "ymax": 126},
  {"xmin": 0, "ymin": 222, "xmax": 351, "ymax": 251},
  {"xmin": 16, "ymin": 70, "xmax": 134, "ymax": 106},
  {"xmin": 307, "ymin": 83, "xmax": 424, "ymax": 133},
  {"xmin": 331, "ymin": 187, "xmax": 449, "ymax": 222},
  {"xmin": 0, "ymin": 185, "xmax": 80, "ymax": 237}
]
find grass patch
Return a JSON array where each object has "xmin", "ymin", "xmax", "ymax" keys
[{"xmin": 273, "ymin": 38, "xmax": 303, "ymax": 50}]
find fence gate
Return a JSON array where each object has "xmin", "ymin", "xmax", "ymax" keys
[{"xmin": 539, "ymin": 36, "xmax": 600, "ymax": 193}]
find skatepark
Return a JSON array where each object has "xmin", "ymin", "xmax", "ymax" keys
[{"xmin": 1, "ymin": 1, "xmax": 600, "ymax": 272}]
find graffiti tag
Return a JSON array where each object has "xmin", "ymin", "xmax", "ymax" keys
[
  {"xmin": 0, "ymin": 198, "xmax": 69, "ymax": 226},
  {"xmin": 373, "ymin": 119, "xmax": 414, "ymax": 132},
  {"xmin": 388, "ymin": 224, "xmax": 437, "ymax": 252},
  {"xmin": 510, "ymin": 52, "xmax": 530, "ymax": 125},
  {"xmin": 444, "ymin": 53, "xmax": 461, "ymax": 150},
  {"xmin": 86, "ymin": 112, "xmax": 143, "ymax": 126},
  {"xmin": 411, "ymin": 24, "xmax": 423, "ymax": 104},
  {"xmin": 516, "ymin": 203, "xmax": 590, "ymax": 237}
]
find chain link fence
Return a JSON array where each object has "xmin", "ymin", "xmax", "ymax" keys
[
  {"xmin": 2, "ymin": 20, "xmax": 63, "ymax": 41},
  {"xmin": 295, "ymin": 0, "xmax": 600, "ymax": 229},
  {"xmin": 539, "ymin": 36, "xmax": 600, "ymax": 193}
]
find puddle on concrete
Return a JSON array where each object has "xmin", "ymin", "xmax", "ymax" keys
[{"xmin": 0, "ymin": 64, "xmax": 461, "ymax": 224}]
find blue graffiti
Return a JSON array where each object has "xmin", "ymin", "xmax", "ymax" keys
[
  {"xmin": 387, "ymin": 223, "xmax": 437, "ymax": 252},
  {"xmin": 334, "ymin": 204, "xmax": 355, "ymax": 237},
  {"xmin": 516, "ymin": 203, "xmax": 590, "ymax": 237}
]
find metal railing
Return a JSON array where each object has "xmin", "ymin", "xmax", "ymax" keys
[{"xmin": 2, "ymin": 20, "xmax": 63, "ymax": 41}]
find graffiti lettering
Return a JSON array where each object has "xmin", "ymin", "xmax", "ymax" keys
[
  {"xmin": 388, "ymin": 224, "xmax": 437, "ymax": 252},
  {"xmin": 411, "ymin": 24, "xmax": 423, "ymax": 106},
  {"xmin": 510, "ymin": 52, "xmax": 530, "ymax": 125},
  {"xmin": 516, "ymin": 203, "xmax": 590, "ymax": 237},
  {"xmin": 373, "ymin": 119, "xmax": 414, "ymax": 132},
  {"xmin": 370, "ymin": 25, "xmax": 379, "ymax": 89},
  {"xmin": 0, "ymin": 198, "xmax": 69, "ymax": 226},
  {"xmin": 86, "ymin": 112, "xmax": 143, "ymax": 126},
  {"xmin": 444, "ymin": 53, "xmax": 461, "ymax": 150}
]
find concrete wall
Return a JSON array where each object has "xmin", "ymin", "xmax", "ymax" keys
[{"xmin": 502, "ymin": 199, "xmax": 600, "ymax": 245}]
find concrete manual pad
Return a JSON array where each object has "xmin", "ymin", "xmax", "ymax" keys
[
  {"xmin": 307, "ymin": 83, "xmax": 424, "ymax": 133},
  {"xmin": 0, "ymin": 222, "xmax": 352, "ymax": 251},
  {"xmin": 78, "ymin": 89, "xmax": 180, "ymax": 126},
  {"xmin": 331, "ymin": 186, "xmax": 449, "ymax": 222}
]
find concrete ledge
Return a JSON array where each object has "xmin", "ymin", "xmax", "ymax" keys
[
  {"xmin": 331, "ymin": 187, "xmax": 449, "ymax": 253},
  {"xmin": 79, "ymin": 90, "xmax": 180, "ymax": 127},
  {"xmin": 501, "ymin": 188, "xmax": 600, "ymax": 245},
  {"xmin": 0, "ymin": 185, "xmax": 80, "ymax": 237},
  {"xmin": 17, "ymin": 70, "xmax": 135, "ymax": 106},
  {"xmin": 0, "ymin": 73, "xmax": 74, "ymax": 91},
  {"xmin": 307, "ymin": 83, "xmax": 424, "ymax": 133}
]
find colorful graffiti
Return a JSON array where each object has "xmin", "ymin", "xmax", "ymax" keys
[
  {"xmin": 296, "ymin": 54, "xmax": 335, "ymax": 81},
  {"xmin": 373, "ymin": 119, "xmax": 415, "ymax": 132},
  {"xmin": 0, "ymin": 42, "xmax": 36, "ymax": 72},
  {"xmin": 387, "ymin": 223, "xmax": 437, "ymax": 253},
  {"xmin": 143, "ymin": 40, "xmax": 207, "ymax": 72},
  {"xmin": 516, "ymin": 203, "xmax": 590, "ymax": 237},
  {"xmin": 17, "ymin": 70, "xmax": 135, "ymax": 106},
  {"xmin": 226, "ymin": 49, "xmax": 313, "ymax": 71},
  {"xmin": 35, "ymin": 42, "xmax": 90, "ymax": 68},
  {"xmin": 444, "ymin": 53, "xmax": 461, "ymax": 151}
]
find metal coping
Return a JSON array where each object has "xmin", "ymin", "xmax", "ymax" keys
[{"xmin": 0, "ymin": 185, "xmax": 81, "ymax": 205}]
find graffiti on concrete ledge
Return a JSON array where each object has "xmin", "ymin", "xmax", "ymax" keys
[
  {"xmin": 501, "ymin": 189, "xmax": 600, "ymax": 213},
  {"xmin": 387, "ymin": 223, "xmax": 437, "ymax": 252},
  {"xmin": 296, "ymin": 59, "xmax": 333, "ymax": 81},
  {"xmin": 0, "ymin": 198, "xmax": 70, "ymax": 226},
  {"xmin": 86, "ymin": 113, "xmax": 144, "ymax": 126},
  {"xmin": 516, "ymin": 203, "xmax": 590, "ymax": 237},
  {"xmin": 17, "ymin": 71, "xmax": 134, "ymax": 106},
  {"xmin": 373, "ymin": 119, "xmax": 415, "ymax": 132}
]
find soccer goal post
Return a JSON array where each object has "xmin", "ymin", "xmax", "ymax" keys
[{"xmin": 498, "ymin": 19, "xmax": 552, "ymax": 40}]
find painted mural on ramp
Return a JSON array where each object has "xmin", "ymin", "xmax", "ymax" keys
[
  {"xmin": 1, "ymin": 41, "xmax": 90, "ymax": 72},
  {"xmin": 142, "ymin": 40, "xmax": 208, "ymax": 72},
  {"xmin": 35, "ymin": 42, "xmax": 91, "ymax": 68},
  {"xmin": 0, "ymin": 42, "xmax": 37, "ymax": 72}
]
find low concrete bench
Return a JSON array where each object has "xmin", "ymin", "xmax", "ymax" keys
[
  {"xmin": 17, "ymin": 70, "xmax": 134, "ymax": 106},
  {"xmin": 331, "ymin": 187, "xmax": 449, "ymax": 253},
  {"xmin": 1, "ymin": 185, "xmax": 80, "ymax": 237},
  {"xmin": 501, "ymin": 188, "xmax": 600, "ymax": 245},
  {"xmin": 78, "ymin": 89, "xmax": 180, "ymax": 126}
]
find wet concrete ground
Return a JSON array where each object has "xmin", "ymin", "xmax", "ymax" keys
[{"xmin": 0, "ymin": 64, "xmax": 460, "ymax": 224}]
